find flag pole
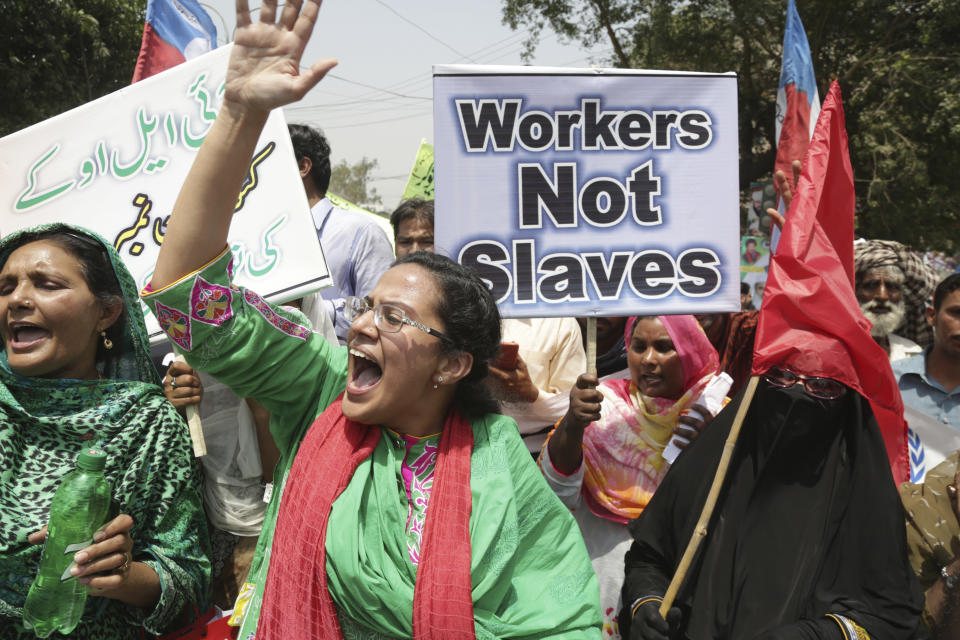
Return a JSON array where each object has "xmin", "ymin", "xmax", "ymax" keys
[{"xmin": 658, "ymin": 374, "xmax": 760, "ymax": 617}]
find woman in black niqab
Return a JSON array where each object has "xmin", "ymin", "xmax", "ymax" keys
[{"xmin": 621, "ymin": 379, "xmax": 925, "ymax": 639}]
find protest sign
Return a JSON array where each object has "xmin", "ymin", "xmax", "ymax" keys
[
  {"xmin": 433, "ymin": 65, "xmax": 740, "ymax": 318},
  {"xmin": 905, "ymin": 405, "xmax": 960, "ymax": 483},
  {"xmin": 327, "ymin": 193, "xmax": 394, "ymax": 248},
  {"xmin": 0, "ymin": 45, "xmax": 329, "ymax": 339},
  {"xmin": 401, "ymin": 139, "xmax": 435, "ymax": 201}
]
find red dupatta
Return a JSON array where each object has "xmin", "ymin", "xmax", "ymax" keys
[{"xmin": 256, "ymin": 394, "xmax": 476, "ymax": 639}]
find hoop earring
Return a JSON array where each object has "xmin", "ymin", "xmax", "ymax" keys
[{"xmin": 101, "ymin": 331, "xmax": 113, "ymax": 350}]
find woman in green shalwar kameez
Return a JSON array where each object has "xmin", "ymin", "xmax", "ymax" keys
[
  {"xmin": 0, "ymin": 224, "xmax": 210, "ymax": 639},
  {"xmin": 140, "ymin": 1, "xmax": 601, "ymax": 639}
]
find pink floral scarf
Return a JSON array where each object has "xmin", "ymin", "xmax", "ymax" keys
[{"xmin": 580, "ymin": 315, "xmax": 719, "ymax": 522}]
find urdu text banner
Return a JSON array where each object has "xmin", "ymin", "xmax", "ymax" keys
[
  {"xmin": 0, "ymin": 45, "xmax": 330, "ymax": 338},
  {"xmin": 433, "ymin": 65, "xmax": 740, "ymax": 318}
]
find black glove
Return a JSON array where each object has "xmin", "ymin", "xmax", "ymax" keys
[{"xmin": 630, "ymin": 600, "xmax": 682, "ymax": 640}]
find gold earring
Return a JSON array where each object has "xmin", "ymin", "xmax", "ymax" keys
[{"xmin": 101, "ymin": 331, "xmax": 113, "ymax": 350}]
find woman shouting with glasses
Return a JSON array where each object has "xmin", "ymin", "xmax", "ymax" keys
[
  {"xmin": 621, "ymin": 363, "xmax": 924, "ymax": 640},
  {"xmin": 140, "ymin": 1, "xmax": 600, "ymax": 639}
]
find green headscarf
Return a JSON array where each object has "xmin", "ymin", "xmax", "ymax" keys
[
  {"xmin": 0, "ymin": 223, "xmax": 159, "ymax": 385},
  {"xmin": 0, "ymin": 224, "xmax": 210, "ymax": 639}
]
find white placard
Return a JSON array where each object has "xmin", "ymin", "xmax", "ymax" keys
[
  {"xmin": 906, "ymin": 406, "xmax": 960, "ymax": 483},
  {"xmin": 0, "ymin": 45, "xmax": 330, "ymax": 338},
  {"xmin": 434, "ymin": 64, "xmax": 740, "ymax": 318}
]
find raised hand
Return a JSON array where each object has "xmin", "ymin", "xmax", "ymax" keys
[
  {"xmin": 766, "ymin": 159, "xmax": 803, "ymax": 230},
  {"xmin": 224, "ymin": 0, "xmax": 338, "ymax": 115},
  {"xmin": 152, "ymin": 0, "xmax": 338, "ymax": 288}
]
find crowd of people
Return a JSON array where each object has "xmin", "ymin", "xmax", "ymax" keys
[{"xmin": 2, "ymin": 2, "xmax": 959, "ymax": 639}]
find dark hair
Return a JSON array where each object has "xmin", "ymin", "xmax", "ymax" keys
[
  {"xmin": 394, "ymin": 251, "xmax": 501, "ymax": 417},
  {"xmin": 741, "ymin": 281, "xmax": 751, "ymax": 295},
  {"xmin": 288, "ymin": 123, "xmax": 331, "ymax": 197},
  {"xmin": 933, "ymin": 273, "xmax": 960, "ymax": 311},
  {"xmin": 6, "ymin": 229, "xmax": 126, "ymax": 362},
  {"xmin": 389, "ymin": 199, "xmax": 434, "ymax": 239},
  {"xmin": 746, "ymin": 238, "xmax": 756, "ymax": 246}
]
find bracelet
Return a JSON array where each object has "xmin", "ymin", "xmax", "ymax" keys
[
  {"xmin": 942, "ymin": 565, "xmax": 959, "ymax": 591},
  {"xmin": 630, "ymin": 595, "xmax": 664, "ymax": 619}
]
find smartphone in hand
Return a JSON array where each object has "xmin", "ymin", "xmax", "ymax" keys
[{"xmin": 494, "ymin": 342, "xmax": 519, "ymax": 370}]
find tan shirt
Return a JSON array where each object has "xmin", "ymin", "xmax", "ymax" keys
[{"xmin": 500, "ymin": 317, "xmax": 586, "ymax": 453}]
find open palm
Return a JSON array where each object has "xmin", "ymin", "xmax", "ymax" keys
[{"xmin": 224, "ymin": 0, "xmax": 337, "ymax": 113}]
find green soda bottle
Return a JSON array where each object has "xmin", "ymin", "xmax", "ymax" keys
[{"xmin": 22, "ymin": 448, "xmax": 111, "ymax": 638}]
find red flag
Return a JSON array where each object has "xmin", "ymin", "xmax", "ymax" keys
[{"xmin": 752, "ymin": 81, "xmax": 909, "ymax": 484}]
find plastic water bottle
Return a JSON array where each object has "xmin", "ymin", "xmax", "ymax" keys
[{"xmin": 22, "ymin": 448, "xmax": 111, "ymax": 637}]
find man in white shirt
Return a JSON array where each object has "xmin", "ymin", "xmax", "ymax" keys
[{"xmin": 489, "ymin": 318, "xmax": 586, "ymax": 455}]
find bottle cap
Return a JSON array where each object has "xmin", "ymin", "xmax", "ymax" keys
[{"xmin": 76, "ymin": 447, "xmax": 107, "ymax": 471}]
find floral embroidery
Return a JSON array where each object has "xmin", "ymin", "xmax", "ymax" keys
[
  {"xmin": 155, "ymin": 301, "xmax": 192, "ymax": 350},
  {"xmin": 191, "ymin": 276, "xmax": 233, "ymax": 326},
  {"xmin": 403, "ymin": 441, "xmax": 438, "ymax": 564},
  {"xmin": 242, "ymin": 289, "xmax": 311, "ymax": 341}
]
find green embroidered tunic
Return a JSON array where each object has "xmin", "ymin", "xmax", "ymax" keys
[{"xmin": 142, "ymin": 248, "xmax": 602, "ymax": 639}]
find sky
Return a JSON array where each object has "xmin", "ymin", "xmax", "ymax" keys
[{"xmin": 203, "ymin": 0, "xmax": 612, "ymax": 210}]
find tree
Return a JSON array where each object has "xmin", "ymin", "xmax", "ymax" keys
[
  {"xmin": 501, "ymin": 0, "xmax": 959, "ymax": 250},
  {"xmin": 0, "ymin": 0, "xmax": 147, "ymax": 137},
  {"xmin": 329, "ymin": 157, "xmax": 383, "ymax": 209}
]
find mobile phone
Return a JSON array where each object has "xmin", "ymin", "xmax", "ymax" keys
[{"xmin": 494, "ymin": 342, "xmax": 519, "ymax": 370}]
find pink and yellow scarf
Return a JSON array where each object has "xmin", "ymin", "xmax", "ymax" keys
[{"xmin": 580, "ymin": 315, "xmax": 719, "ymax": 523}]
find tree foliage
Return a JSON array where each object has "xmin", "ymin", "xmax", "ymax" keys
[
  {"xmin": 330, "ymin": 157, "xmax": 383, "ymax": 209},
  {"xmin": 501, "ymin": 0, "xmax": 959, "ymax": 250},
  {"xmin": 0, "ymin": 0, "xmax": 147, "ymax": 137}
]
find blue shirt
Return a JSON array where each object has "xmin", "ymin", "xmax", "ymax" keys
[
  {"xmin": 310, "ymin": 198, "xmax": 395, "ymax": 342},
  {"xmin": 892, "ymin": 347, "xmax": 960, "ymax": 430}
]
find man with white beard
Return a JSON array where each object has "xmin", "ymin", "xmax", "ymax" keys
[
  {"xmin": 854, "ymin": 239, "xmax": 940, "ymax": 362},
  {"xmin": 856, "ymin": 265, "xmax": 918, "ymax": 359}
]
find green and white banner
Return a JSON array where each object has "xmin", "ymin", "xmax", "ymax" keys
[{"xmin": 0, "ymin": 45, "xmax": 330, "ymax": 338}]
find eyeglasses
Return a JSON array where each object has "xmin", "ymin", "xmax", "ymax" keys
[
  {"xmin": 344, "ymin": 296, "xmax": 450, "ymax": 343},
  {"xmin": 763, "ymin": 366, "xmax": 847, "ymax": 400}
]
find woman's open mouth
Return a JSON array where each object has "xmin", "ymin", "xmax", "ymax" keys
[
  {"xmin": 347, "ymin": 347, "xmax": 383, "ymax": 394},
  {"xmin": 640, "ymin": 374, "xmax": 663, "ymax": 390},
  {"xmin": 8, "ymin": 323, "xmax": 50, "ymax": 351}
]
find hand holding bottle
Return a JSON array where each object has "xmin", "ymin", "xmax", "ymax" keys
[
  {"xmin": 31, "ymin": 514, "xmax": 138, "ymax": 592},
  {"xmin": 69, "ymin": 514, "xmax": 135, "ymax": 591}
]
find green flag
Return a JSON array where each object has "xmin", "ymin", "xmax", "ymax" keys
[{"xmin": 401, "ymin": 139, "xmax": 434, "ymax": 200}]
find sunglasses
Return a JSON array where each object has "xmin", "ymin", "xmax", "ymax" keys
[{"xmin": 763, "ymin": 366, "xmax": 846, "ymax": 400}]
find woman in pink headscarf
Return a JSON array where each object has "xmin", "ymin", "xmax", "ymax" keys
[{"xmin": 540, "ymin": 315, "xmax": 723, "ymax": 639}]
